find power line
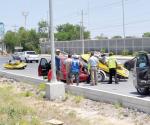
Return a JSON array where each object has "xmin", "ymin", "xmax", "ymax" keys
[{"xmin": 90, "ymin": 18, "xmax": 150, "ymax": 31}]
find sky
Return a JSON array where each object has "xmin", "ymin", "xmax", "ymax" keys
[{"xmin": 0, "ymin": 0, "xmax": 150, "ymax": 38}]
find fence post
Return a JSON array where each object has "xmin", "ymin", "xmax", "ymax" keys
[
  {"xmin": 108, "ymin": 39, "xmax": 110, "ymax": 53},
  {"xmin": 142, "ymin": 38, "xmax": 144, "ymax": 51},
  {"xmin": 132, "ymin": 39, "xmax": 134, "ymax": 53},
  {"xmin": 116, "ymin": 39, "xmax": 117, "ymax": 55}
]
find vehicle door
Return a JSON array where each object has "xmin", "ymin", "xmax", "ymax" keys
[
  {"xmin": 133, "ymin": 53, "xmax": 150, "ymax": 88},
  {"xmin": 38, "ymin": 58, "xmax": 51, "ymax": 76}
]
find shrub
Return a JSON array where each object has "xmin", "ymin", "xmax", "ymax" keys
[
  {"xmin": 38, "ymin": 83, "xmax": 46, "ymax": 91},
  {"xmin": 121, "ymin": 49, "xmax": 129, "ymax": 56},
  {"xmin": 74, "ymin": 96, "xmax": 84, "ymax": 104}
]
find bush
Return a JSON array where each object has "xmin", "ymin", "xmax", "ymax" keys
[
  {"xmin": 74, "ymin": 96, "xmax": 84, "ymax": 104},
  {"xmin": 121, "ymin": 49, "xmax": 129, "ymax": 56},
  {"xmin": 38, "ymin": 83, "xmax": 46, "ymax": 91},
  {"xmin": 101, "ymin": 48, "xmax": 106, "ymax": 53}
]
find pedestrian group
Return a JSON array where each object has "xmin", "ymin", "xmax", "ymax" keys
[{"xmin": 55, "ymin": 49, "xmax": 118, "ymax": 86}]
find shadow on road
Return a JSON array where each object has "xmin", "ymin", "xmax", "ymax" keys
[{"xmin": 130, "ymin": 91, "xmax": 150, "ymax": 98}]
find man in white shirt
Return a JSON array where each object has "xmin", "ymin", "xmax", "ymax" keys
[{"xmin": 88, "ymin": 52, "xmax": 99, "ymax": 86}]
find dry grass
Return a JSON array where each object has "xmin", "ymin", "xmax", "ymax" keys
[
  {"xmin": 0, "ymin": 80, "xmax": 150, "ymax": 125},
  {"xmin": 0, "ymin": 83, "xmax": 91, "ymax": 125}
]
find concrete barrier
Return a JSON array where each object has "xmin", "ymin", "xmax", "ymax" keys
[
  {"xmin": 0, "ymin": 70, "xmax": 45, "ymax": 85},
  {"xmin": 0, "ymin": 70, "xmax": 150, "ymax": 114},
  {"xmin": 66, "ymin": 85, "xmax": 150, "ymax": 114}
]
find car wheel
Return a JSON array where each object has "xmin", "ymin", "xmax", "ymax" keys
[
  {"xmin": 36, "ymin": 60, "xmax": 39, "ymax": 63},
  {"xmin": 137, "ymin": 87, "xmax": 149, "ymax": 95},
  {"xmin": 97, "ymin": 70, "xmax": 106, "ymax": 82}
]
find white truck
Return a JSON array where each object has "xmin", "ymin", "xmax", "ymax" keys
[{"xmin": 21, "ymin": 51, "xmax": 39, "ymax": 63}]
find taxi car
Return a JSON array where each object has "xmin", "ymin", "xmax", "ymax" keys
[{"xmin": 81, "ymin": 53, "xmax": 129, "ymax": 82}]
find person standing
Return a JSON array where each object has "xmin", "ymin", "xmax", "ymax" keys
[
  {"xmin": 101, "ymin": 53, "xmax": 106, "ymax": 64},
  {"xmin": 55, "ymin": 49, "xmax": 61, "ymax": 80},
  {"xmin": 70, "ymin": 55, "xmax": 82, "ymax": 86},
  {"xmin": 64, "ymin": 54, "xmax": 72, "ymax": 85},
  {"xmin": 107, "ymin": 52, "xmax": 118, "ymax": 84},
  {"xmin": 88, "ymin": 52, "xmax": 99, "ymax": 86}
]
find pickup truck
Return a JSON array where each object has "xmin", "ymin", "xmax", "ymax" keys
[{"xmin": 21, "ymin": 51, "xmax": 39, "ymax": 63}]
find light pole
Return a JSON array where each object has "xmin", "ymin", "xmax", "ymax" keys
[
  {"xmin": 0, "ymin": 22, "xmax": 5, "ymax": 55},
  {"xmin": 46, "ymin": 0, "xmax": 65, "ymax": 101},
  {"xmin": 122, "ymin": 0, "xmax": 126, "ymax": 54},
  {"xmin": 80, "ymin": 10, "xmax": 84, "ymax": 54},
  {"xmin": 22, "ymin": 12, "xmax": 29, "ymax": 30},
  {"xmin": 48, "ymin": 0, "xmax": 57, "ymax": 82}
]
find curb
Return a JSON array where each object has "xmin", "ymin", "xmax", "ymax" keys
[
  {"xmin": 0, "ymin": 70, "xmax": 44, "ymax": 85},
  {"xmin": 66, "ymin": 85, "xmax": 150, "ymax": 114}
]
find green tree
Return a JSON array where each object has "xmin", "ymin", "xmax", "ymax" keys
[
  {"xmin": 17, "ymin": 27, "xmax": 29, "ymax": 50},
  {"xmin": 125, "ymin": 36, "xmax": 136, "ymax": 38},
  {"xmin": 18, "ymin": 28, "xmax": 40, "ymax": 52},
  {"xmin": 112, "ymin": 36, "xmax": 122, "ymax": 39},
  {"xmin": 4, "ymin": 27, "xmax": 40, "ymax": 53},
  {"xmin": 38, "ymin": 20, "xmax": 48, "ymax": 38},
  {"xmin": 26, "ymin": 29, "xmax": 40, "ymax": 52},
  {"xmin": 55, "ymin": 23, "xmax": 90, "ymax": 41},
  {"xmin": 142, "ymin": 32, "xmax": 150, "ymax": 37},
  {"xmin": 3, "ymin": 31, "xmax": 19, "ymax": 52},
  {"xmin": 95, "ymin": 33, "xmax": 108, "ymax": 40}
]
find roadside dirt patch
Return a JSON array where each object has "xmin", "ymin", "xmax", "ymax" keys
[{"xmin": 0, "ymin": 77, "xmax": 150, "ymax": 125}]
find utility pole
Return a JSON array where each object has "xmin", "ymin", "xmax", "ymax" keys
[
  {"xmin": 13, "ymin": 25, "xmax": 21, "ymax": 47},
  {"xmin": 122, "ymin": 0, "xmax": 126, "ymax": 54},
  {"xmin": 49, "ymin": 0, "xmax": 57, "ymax": 82},
  {"xmin": 12, "ymin": 25, "xmax": 17, "ymax": 33},
  {"xmin": 0, "ymin": 22, "xmax": 5, "ymax": 55},
  {"xmin": 45, "ymin": 0, "xmax": 65, "ymax": 101},
  {"xmin": 80, "ymin": 10, "xmax": 84, "ymax": 54},
  {"xmin": 87, "ymin": 0, "xmax": 90, "ymax": 30},
  {"xmin": 22, "ymin": 12, "xmax": 29, "ymax": 30},
  {"xmin": 47, "ymin": 11, "xmax": 49, "ymax": 40}
]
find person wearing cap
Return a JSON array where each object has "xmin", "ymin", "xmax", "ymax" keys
[
  {"xmin": 55, "ymin": 49, "xmax": 61, "ymax": 80},
  {"xmin": 70, "ymin": 55, "xmax": 82, "ymax": 86},
  {"xmin": 88, "ymin": 52, "xmax": 99, "ymax": 86},
  {"xmin": 107, "ymin": 52, "xmax": 118, "ymax": 84}
]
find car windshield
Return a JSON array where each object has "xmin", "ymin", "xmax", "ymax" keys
[
  {"xmin": 136, "ymin": 54, "xmax": 149, "ymax": 68},
  {"xmin": 27, "ymin": 52, "xmax": 36, "ymax": 55},
  {"xmin": 14, "ymin": 52, "xmax": 23, "ymax": 55}
]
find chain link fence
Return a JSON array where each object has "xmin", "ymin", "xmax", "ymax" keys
[{"xmin": 40, "ymin": 37, "xmax": 150, "ymax": 55}]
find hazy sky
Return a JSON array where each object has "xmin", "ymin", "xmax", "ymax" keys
[{"xmin": 0, "ymin": 0, "xmax": 150, "ymax": 38}]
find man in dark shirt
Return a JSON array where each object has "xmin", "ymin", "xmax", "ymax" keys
[{"xmin": 55, "ymin": 49, "xmax": 61, "ymax": 80}]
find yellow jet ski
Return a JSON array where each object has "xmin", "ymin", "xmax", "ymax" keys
[
  {"xmin": 4, "ymin": 60, "xmax": 27, "ymax": 69},
  {"xmin": 80, "ymin": 53, "xmax": 129, "ymax": 81}
]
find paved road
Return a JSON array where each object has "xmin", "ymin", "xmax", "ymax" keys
[{"xmin": 0, "ymin": 56, "xmax": 150, "ymax": 99}]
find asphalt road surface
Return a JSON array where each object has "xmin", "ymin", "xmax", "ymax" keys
[{"xmin": 0, "ymin": 56, "xmax": 150, "ymax": 99}]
